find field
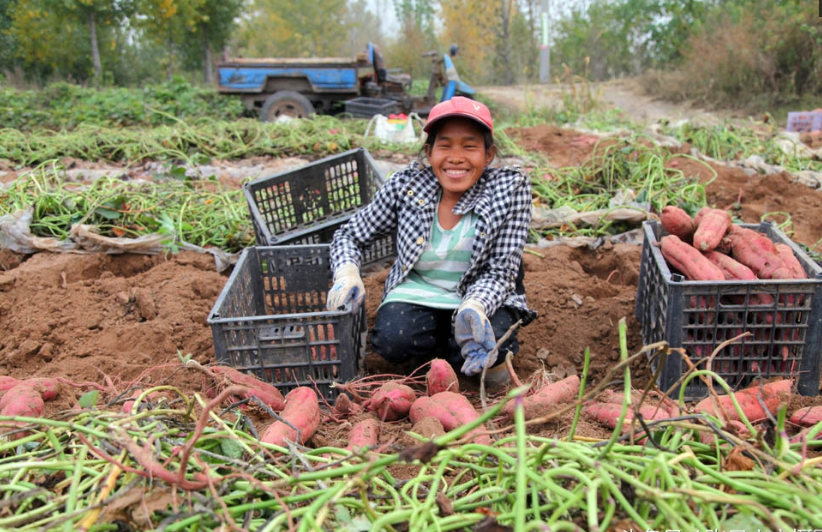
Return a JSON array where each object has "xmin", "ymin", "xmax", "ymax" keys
[{"xmin": 2, "ymin": 86, "xmax": 822, "ymax": 531}]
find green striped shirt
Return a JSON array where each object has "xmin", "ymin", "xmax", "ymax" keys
[{"xmin": 382, "ymin": 210, "xmax": 476, "ymax": 309}]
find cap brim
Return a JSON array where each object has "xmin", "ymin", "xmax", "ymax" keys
[{"xmin": 423, "ymin": 112, "xmax": 493, "ymax": 134}]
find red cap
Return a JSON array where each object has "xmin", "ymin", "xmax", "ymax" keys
[{"xmin": 423, "ymin": 96, "xmax": 493, "ymax": 134}]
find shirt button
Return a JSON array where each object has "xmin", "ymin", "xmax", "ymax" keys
[
  {"xmin": 418, "ymin": 199, "xmax": 425, "ymax": 205},
  {"xmin": 407, "ymin": 190, "xmax": 414, "ymax": 196},
  {"xmin": 402, "ymin": 265, "xmax": 408, "ymax": 271},
  {"xmin": 416, "ymin": 237, "xmax": 424, "ymax": 245},
  {"xmin": 480, "ymin": 232, "xmax": 486, "ymax": 238}
]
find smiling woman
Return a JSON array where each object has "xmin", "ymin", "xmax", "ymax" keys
[{"xmin": 327, "ymin": 97, "xmax": 535, "ymax": 390}]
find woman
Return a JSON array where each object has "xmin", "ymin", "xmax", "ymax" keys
[{"xmin": 327, "ymin": 97, "xmax": 535, "ymax": 388}]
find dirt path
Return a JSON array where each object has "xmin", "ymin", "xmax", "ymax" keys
[{"xmin": 480, "ymin": 77, "xmax": 727, "ymax": 125}]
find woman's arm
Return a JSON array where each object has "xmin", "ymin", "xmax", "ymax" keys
[
  {"xmin": 329, "ymin": 166, "xmax": 409, "ymax": 270},
  {"xmin": 462, "ymin": 169, "xmax": 532, "ymax": 315}
]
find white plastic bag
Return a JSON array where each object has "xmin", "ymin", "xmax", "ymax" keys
[{"xmin": 365, "ymin": 113, "xmax": 421, "ymax": 144}]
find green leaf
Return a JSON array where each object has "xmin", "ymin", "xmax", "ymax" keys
[
  {"xmin": 219, "ymin": 438, "xmax": 244, "ymax": 460},
  {"xmin": 78, "ymin": 390, "xmax": 100, "ymax": 409},
  {"xmin": 719, "ymin": 513, "xmax": 765, "ymax": 532},
  {"xmin": 94, "ymin": 207, "xmax": 121, "ymax": 220}
]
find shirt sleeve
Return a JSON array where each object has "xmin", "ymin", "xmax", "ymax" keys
[
  {"xmin": 462, "ymin": 168, "xmax": 532, "ymax": 315},
  {"xmin": 330, "ymin": 165, "xmax": 410, "ymax": 271}
]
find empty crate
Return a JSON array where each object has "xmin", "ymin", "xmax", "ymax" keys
[
  {"xmin": 244, "ymin": 148, "xmax": 396, "ymax": 266},
  {"xmin": 636, "ymin": 220, "xmax": 822, "ymax": 400},
  {"xmin": 208, "ymin": 245, "xmax": 365, "ymax": 401}
]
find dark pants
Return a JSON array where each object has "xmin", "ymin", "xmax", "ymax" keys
[{"xmin": 371, "ymin": 302, "xmax": 521, "ymax": 370}]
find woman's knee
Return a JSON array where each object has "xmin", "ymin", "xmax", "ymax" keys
[{"xmin": 370, "ymin": 303, "xmax": 440, "ymax": 363}]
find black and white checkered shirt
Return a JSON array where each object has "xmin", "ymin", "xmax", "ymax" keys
[{"xmin": 331, "ymin": 161, "xmax": 536, "ymax": 325}]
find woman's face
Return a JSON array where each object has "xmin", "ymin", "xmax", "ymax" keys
[{"xmin": 425, "ymin": 118, "xmax": 495, "ymax": 200}]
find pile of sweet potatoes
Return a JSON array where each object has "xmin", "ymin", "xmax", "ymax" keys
[
  {"xmin": 0, "ymin": 376, "xmax": 61, "ymax": 438},
  {"xmin": 658, "ymin": 206, "xmax": 809, "ymax": 374}
]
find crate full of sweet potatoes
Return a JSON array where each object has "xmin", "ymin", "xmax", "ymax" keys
[{"xmin": 635, "ymin": 207, "xmax": 822, "ymax": 400}]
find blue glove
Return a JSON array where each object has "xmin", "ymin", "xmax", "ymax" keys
[
  {"xmin": 454, "ymin": 300, "xmax": 497, "ymax": 376},
  {"xmin": 326, "ymin": 263, "xmax": 365, "ymax": 312}
]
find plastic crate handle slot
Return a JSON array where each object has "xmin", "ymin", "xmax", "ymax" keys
[{"xmin": 258, "ymin": 324, "xmax": 306, "ymax": 342}]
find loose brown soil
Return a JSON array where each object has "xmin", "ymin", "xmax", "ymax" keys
[{"xmin": 2, "ymin": 123, "xmax": 821, "ymax": 445}]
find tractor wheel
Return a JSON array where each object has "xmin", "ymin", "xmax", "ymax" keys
[{"xmin": 260, "ymin": 91, "xmax": 314, "ymax": 121}]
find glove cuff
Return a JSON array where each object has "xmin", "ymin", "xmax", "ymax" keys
[
  {"xmin": 335, "ymin": 263, "xmax": 360, "ymax": 280},
  {"xmin": 458, "ymin": 299, "xmax": 486, "ymax": 317}
]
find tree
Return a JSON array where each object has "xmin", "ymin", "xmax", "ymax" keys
[
  {"xmin": 136, "ymin": 0, "xmax": 206, "ymax": 80},
  {"xmin": 237, "ymin": 0, "xmax": 348, "ymax": 58},
  {"xmin": 42, "ymin": 0, "xmax": 134, "ymax": 80},
  {"xmin": 0, "ymin": 0, "xmax": 17, "ymax": 75},
  {"xmin": 179, "ymin": 0, "xmax": 243, "ymax": 83}
]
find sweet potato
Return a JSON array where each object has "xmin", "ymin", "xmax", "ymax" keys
[
  {"xmin": 22, "ymin": 378, "xmax": 61, "ymax": 401},
  {"xmin": 502, "ymin": 374, "xmax": 579, "ymax": 419},
  {"xmin": 409, "ymin": 392, "xmax": 490, "ymax": 444},
  {"xmin": 0, "ymin": 376, "xmax": 20, "ymax": 401},
  {"xmin": 584, "ymin": 402, "xmax": 676, "ymax": 430},
  {"xmin": 365, "ymin": 382, "xmax": 416, "ymax": 421},
  {"xmin": 694, "ymin": 379, "xmax": 791, "ymax": 422},
  {"xmin": 426, "ymin": 359, "xmax": 459, "ymax": 395},
  {"xmin": 693, "ymin": 209, "xmax": 732, "ymax": 251},
  {"xmin": 774, "ymin": 243, "xmax": 807, "ymax": 279},
  {"xmin": 346, "ymin": 417, "xmax": 380, "ymax": 451},
  {"xmin": 693, "ymin": 207, "xmax": 712, "ymax": 227},
  {"xmin": 660, "ymin": 235, "xmax": 725, "ymax": 281},
  {"xmin": 0, "ymin": 383, "xmax": 45, "ymax": 418},
  {"xmin": 730, "ymin": 230, "xmax": 789, "ymax": 280},
  {"xmin": 260, "ymin": 387, "xmax": 320, "ymax": 447},
  {"xmin": 334, "ymin": 393, "xmax": 361, "ymax": 415},
  {"xmin": 790, "ymin": 406, "xmax": 822, "ymax": 427},
  {"xmin": 702, "ymin": 251, "xmax": 756, "ymax": 281},
  {"xmin": 210, "ymin": 366, "xmax": 285, "ymax": 411},
  {"xmin": 660, "ymin": 206, "xmax": 695, "ymax": 243}
]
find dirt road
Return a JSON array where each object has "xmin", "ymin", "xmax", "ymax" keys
[{"xmin": 480, "ymin": 77, "xmax": 724, "ymax": 125}]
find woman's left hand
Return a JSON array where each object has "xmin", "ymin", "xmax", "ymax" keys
[{"xmin": 454, "ymin": 300, "xmax": 497, "ymax": 375}]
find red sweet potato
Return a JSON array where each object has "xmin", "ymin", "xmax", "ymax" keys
[
  {"xmin": 694, "ymin": 379, "xmax": 791, "ymax": 422},
  {"xmin": 0, "ymin": 376, "xmax": 20, "ymax": 401},
  {"xmin": 790, "ymin": 406, "xmax": 822, "ymax": 427},
  {"xmin": 730, "ymin": 230, "xmax": 789, "ymax": 280},
  {"xmin": 365, "ymin": 382, "xmax": 416, "ymax": 421},
  {"xmin": 584, "ymin": 402, "xmax": 676, "ymax": 430},
  {"xmin": 502, "ymin": 374, "xmax": 579, "ymax": 419},
  {"xmin": 409, "ymin": 392, "xmax": 490, "ymax": 444},
  {"xmin": 426, "ymin": 359, "xmax": 459, "ymax": 395},
  {"xmin": 346, "ymin": 417, "xmax": 380, "ymax": 451},
  {"xmin": 660, "ymin": 206, "xmax": 695, "ymax": 243},
  {"xmin": 210, "ymin": 366, "xmax": 285, "ymax": 411},
  {"xmin": 774, "ymin": 243, "xmax": 807, "ymax": 279},
  {"xmin": 334, "ymin": 393, "xmax": 361, "ymax": 415},
  {"xmin": 693, "ymin": 207, "xmax": 712, "ymax": 227},
  {"xmin": 260, "ymin": 387, "xmax": 320, "ymax": 447},
  {"xmin": 0, "ymin": 383, "xmax": 45, "ymax": 418},
  {"xmin": 22, "ymin": 378, "xmax": 61, "ymax": 401},
  {"xmin": 660, "ymin": 235, "xmax": 725, "ymax": 281},
  {"xmin": 703, "ymin": 251, "xmax": 756, "ymax": 281},
  {"xmin": 693, "ymin": 209, "xmax": 732, "ymax": 251}
]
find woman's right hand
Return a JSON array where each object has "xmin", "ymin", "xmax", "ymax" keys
[{"xmin": 327, "ymin": 263, "xmax": 365, "ymax": 312}]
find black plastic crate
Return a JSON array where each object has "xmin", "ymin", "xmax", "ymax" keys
[
  {"xmin": 344, "ymin": 97, "xmax": 399, "ymax": 118},
  {"xmin": 635, "ymin": 220, "xmax": 822, "ymax": 400},
  {"xmin": 243, "ymin": 148, "xmax": 396, "ymax": 267},
  {"xmin": 208, "ymin": 245, "xmax": 365, "ymax": 401}
]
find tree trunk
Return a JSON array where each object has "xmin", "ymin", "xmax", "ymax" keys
[
  {"xmin": 203, "ymin": 27, "xmax": 213, "ymax": 84},
  {"xmin": 89, "ymin": 10, "xmax": 102, "ymax": 80},
  {"xmin": 500, "ymin": 0, "xmax": 514, "ymax": 85},
  {"xmin": 167, "ymin": 32, "xmax": 174, "ymax": 81}
]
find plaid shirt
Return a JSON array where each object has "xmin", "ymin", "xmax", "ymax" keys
[{"xmin": 331, "ymin": 162, "xmax": 536, "ymax": 325}]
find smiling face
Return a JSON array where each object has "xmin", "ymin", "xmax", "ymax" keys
[{"xmin": 424, "ymin": 117, "xmax": 495, "ymax": 202}]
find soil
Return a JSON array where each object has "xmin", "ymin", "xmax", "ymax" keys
[{"xmin": 2, "ymin": 121, "xmax": 822, "ymax": 446}]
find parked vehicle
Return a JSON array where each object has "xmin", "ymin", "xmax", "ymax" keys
[{"xmin": 217, "ymin": 44, "xmax": 475, "ymax": 121}]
